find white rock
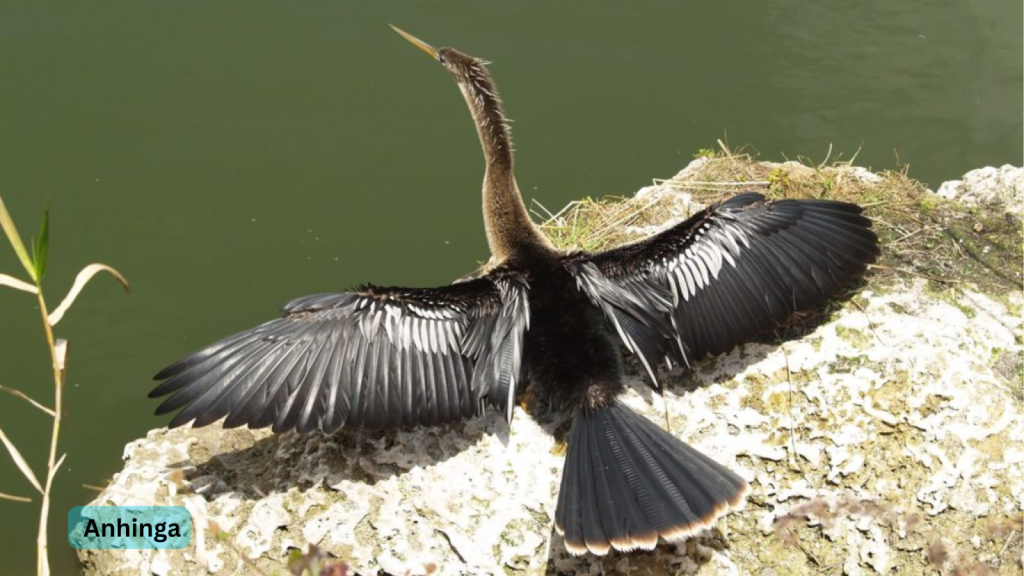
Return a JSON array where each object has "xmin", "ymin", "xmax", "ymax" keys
[{"xmin": 935, "ymin": 164, "xmax": 1024, "ymax": 218}]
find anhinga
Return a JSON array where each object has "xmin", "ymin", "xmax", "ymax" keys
[{"xmin": 151, "ymin": 26, "xmax": 880, "ymax": 556}]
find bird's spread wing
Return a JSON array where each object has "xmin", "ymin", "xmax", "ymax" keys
[
  {"xmin": 564, "ymin": 192, "xmax": 879, "ymax": 387},
  {"xmin": 150, "ymin": 274, "xmax": 530, "ymax": 433}
]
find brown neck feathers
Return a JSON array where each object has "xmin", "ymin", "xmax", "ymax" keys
[{"xmin": 457, "ymin": 61, "xmax": 551, "ymax": 261}]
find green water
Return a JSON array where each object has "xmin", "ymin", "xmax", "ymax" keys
[{"xmin": 1, "ymin": 0, "xmax": 1020, "ymax": 573}]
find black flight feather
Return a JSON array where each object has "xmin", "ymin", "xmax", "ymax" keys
[{"xmin": 151, "ymin": 273, "xmax": 529, "ymax": 433}]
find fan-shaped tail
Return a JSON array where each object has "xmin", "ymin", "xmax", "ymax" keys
[{"xmin": 554, "ymin": 402, "xmax": 748, "ymax": 555}]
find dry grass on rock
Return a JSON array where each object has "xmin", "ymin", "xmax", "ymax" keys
[{"xmin": 537, "ymin": 147, "xmax": 1023, "ymax": 296}]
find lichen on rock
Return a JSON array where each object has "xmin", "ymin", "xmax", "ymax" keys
[{"xmin": 79, "ymin": 161, "xmax": 1023, "ymax": 576}]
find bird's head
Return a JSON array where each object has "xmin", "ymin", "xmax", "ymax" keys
[{"xmin": 390, "ymin": 25, "xmax": 491, "ymax": 87}]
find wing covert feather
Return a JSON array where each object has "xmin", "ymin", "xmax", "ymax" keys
[{"xmin": 566, "ymin": 192, "xmax": 879, "ymax": 387}]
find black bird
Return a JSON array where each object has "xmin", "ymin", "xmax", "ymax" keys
[{"xmin": 151, "ymin": 27, "xmax": 880, "ymax": 555}]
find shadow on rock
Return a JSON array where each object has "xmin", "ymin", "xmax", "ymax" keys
[{"xmin": 172, "ymin": 414, "xmax": 501, "ymax": 503}]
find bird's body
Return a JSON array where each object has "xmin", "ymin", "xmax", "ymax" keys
[
  {"xmin": 151, "ymin": 28, "xmax": 879, "ymax": 556},
  {"xmin": 520, "ymin": 257, "xmax": 625, "ymax": 412}
]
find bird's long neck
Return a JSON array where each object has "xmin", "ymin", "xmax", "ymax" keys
[{"xmin": 457, "ymin": 62, "xmax": 551, "ymax": 262}]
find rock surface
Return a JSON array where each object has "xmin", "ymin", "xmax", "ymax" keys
[
  {"xmin": 79, "ymin": 163, "xmax": 1024, "ymax": 576},
  {"xmin": 936, "ymin": 165, "xmax": 1024, "ymax": 219}
]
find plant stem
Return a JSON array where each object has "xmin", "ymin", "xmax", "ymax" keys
[{"xmin": 34, "ymin": 289, "xmax": 61, "ymax": 576}]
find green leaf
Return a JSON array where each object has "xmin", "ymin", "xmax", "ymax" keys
[
  {"xmin": 0, "ymin": 194, "xmax": 37, "ymax": 281},
  {"xmin": 32, "ymin": 209, "xmax": 49, "ymax": 282}
]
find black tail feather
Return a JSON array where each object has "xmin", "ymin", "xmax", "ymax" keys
[{"xmin": 554, "ymin": 402, "xmax": 748, "ymax": 555}]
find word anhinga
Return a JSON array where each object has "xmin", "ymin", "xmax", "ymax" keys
[{"xmin": 151, "ymin": 27, "xmax": 879, "ymax": 555}]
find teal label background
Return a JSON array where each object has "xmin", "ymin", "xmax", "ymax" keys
[{"xmin": 68, "ymin": 506, "xmax": 191, "ymax": 549}]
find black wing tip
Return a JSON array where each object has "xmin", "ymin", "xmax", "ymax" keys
[
  {"xmin": 154, "ymin": 404, "xmax": 192, "ymax": 428},
  {"xmin": 153, "ymin": 363, "xmax": 183, "ymax": 382},
  {"xmin": 153, "ymin": 398, "xmax": 179, "ymax": 416},
  {"xmin": 149, "ymin": 375, "xmax": 186, "ymax": 399}
]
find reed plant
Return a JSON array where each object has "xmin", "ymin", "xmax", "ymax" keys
[{"xmin": 0, "ymin": 194, "xmax": 129, "ymax": 576}]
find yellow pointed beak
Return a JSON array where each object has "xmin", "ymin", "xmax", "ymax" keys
[{"xmin": 389, "ymin": 24, "xmax": 439, "ymax": 60}]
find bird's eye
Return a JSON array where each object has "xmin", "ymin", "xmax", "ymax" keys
[{"xmin": 437, "ymin": 53, "xmax": 445, "ymax": 64}]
